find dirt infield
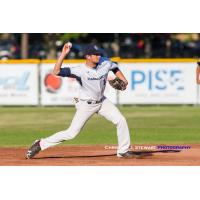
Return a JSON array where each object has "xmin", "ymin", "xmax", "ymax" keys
[{"xmin": 0, "ymin": 145, "xmax": 199, "ymax": 166}]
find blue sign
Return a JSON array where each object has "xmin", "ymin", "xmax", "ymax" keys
[{"xmin": 0, "ymin": 72, "xmax": 30, "ymax": 91}]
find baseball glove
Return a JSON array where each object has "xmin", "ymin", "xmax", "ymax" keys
[{"xmin": 109, "ymin": 77, "xmax": 127, "ymax": 91}]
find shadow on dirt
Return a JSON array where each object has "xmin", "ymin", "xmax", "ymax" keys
[{"xmin": 33, "ymin": 150, "xmax": 181, "ymax": 159}]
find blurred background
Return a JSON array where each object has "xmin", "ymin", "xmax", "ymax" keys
[{"xmin": 1, "ymin": 33, "xmax": 200, "ymax": 60}]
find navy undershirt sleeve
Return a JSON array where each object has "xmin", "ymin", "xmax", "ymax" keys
[
  {"xmin": 57, "ymin": 67, "xmax": 82, "ymax": 86},
  {"xmin": 111, "ymin": 67, "xmax": 120, "ymax": 74},
  {"xmin": 57, "ymin": 68, "xmax": 71, "ymax": 77}
]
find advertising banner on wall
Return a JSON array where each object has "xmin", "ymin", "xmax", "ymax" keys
[
  {"xmin": 1, "ymin": 61, "xmax": 196, "ymax": 106},
  {"xmin": 40, "ymin": 63, "xmax": 117, "ymax": 105},
  {"xmin": 40, "ymin": 63, "xmax": 81, "ymax": 105},
  {"xmin": 119, "ymin": 62, "xmax": 197, "ymax": 104},
  {"xmin": 0, "ymin": 64, "xmax": 39, "ymax": 105}
]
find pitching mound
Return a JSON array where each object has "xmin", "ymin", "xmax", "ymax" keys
[{"xmin": 0, "ymin": 144, "xmax": 199, "ymax": 166}]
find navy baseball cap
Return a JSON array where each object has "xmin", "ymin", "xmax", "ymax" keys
[{"xmin": 83, "ymin": 44, "xmax": 101, "ymax": 56}]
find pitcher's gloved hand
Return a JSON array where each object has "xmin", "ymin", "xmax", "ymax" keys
[{"xmin": 109, "ymin": 77, "xmax": 127, "ymax": 90}]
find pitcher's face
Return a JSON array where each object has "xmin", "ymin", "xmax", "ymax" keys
[{"xmin": 86, "ymin": 54, "xmax": 101, "ymax": 64}]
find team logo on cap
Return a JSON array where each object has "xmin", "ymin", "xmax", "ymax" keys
[{"xmin": 94, "ymin": 45, "xmax": 98, "ymax": 50}]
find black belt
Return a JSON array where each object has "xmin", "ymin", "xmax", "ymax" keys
[
  {"xmin": 87, "ymin": 99, "xmax": 102, "ymax": 104},
  {"xmin": 79, "ymin": 98, "xmax": 104, "ymax": 104}
]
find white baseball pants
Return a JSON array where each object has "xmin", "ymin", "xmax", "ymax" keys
[{"xmin": 40, "ymin": 98, "xmax": 131, "ymax": 154}]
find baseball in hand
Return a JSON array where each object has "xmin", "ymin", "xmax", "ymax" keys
[{"xmin": 67, "ymin": 42, "xmax": 72, "ymax": 48}]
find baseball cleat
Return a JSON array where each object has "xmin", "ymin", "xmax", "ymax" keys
[
  {"xmin": 26, "ymin": 140, "xmax": 41, "ymax": 159},
  {"xmin": 117, "ymin": 151, "xmax": 136, "ymax": 158},
  {"xmin": 117, "ymin": 151, "xmax": 153, "ymax": 159}
]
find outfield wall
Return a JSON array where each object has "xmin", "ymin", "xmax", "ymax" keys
[{"xmin": 0, "ymin": 59, "xmax": 198, "ymax": 105}]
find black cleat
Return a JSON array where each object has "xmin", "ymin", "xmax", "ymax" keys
[
  {"xmin": 118, "ymin": 151, "xmax": 153, "ymax": 159},
  {"xmin": 26, "ymin": 140, "xmax": 41, "ymax": 159}
]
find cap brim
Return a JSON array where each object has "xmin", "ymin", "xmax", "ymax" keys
[{"xmin": 84, "ymin": 50, "xmax": 101, "ymax": 56}]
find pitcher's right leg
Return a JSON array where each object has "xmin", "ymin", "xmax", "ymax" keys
[{"xmin": 26, "ymin": 103, "xmax": 96, "ymax": 159}]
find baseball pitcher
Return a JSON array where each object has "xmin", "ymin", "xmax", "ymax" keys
[{"xmin": 26, "ymin": 43, "xmax": 136, "ymax": 159}]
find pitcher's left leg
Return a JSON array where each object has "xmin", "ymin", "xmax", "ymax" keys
[{"xmin": 98, "ymin": 98, "xmax": 131, "ymax": 155}]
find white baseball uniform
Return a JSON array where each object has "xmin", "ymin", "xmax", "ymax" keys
[{"xmin": 40, "ymin": 57, "xmax": 131, "ymax": 155}]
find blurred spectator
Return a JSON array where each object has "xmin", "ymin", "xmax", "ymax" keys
[
  {"xmin": 170, "ymin": 33, "xmax": 200, "ymax": 58},
  {"xmin": 149, "ymin": 34, "xmax": 170, "ymax": 58},
  {"xmin": 0, "ymin": 33, "xmax": 20, "ymax": 60}
]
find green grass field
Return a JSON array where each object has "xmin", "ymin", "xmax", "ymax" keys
[{"xmin": 0, "ymin": 106, "xmax": 200, "ymax": 147}]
